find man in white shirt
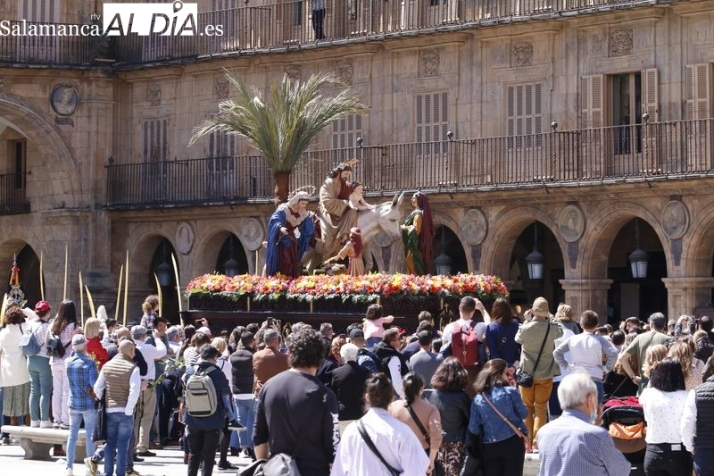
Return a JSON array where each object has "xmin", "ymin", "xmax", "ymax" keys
[
  {"xmin": 130, "ymin": 325, "xmax": 166, "ymax": 456},
  {"xmin": 93, "ymin": 340, "xmax": 141, "ymax": 476},
  {"xmin": 553, "ymin": 310, "xmax": 619, "ymax": 405}
]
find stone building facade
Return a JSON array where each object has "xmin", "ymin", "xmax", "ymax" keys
[{"xmin": 0, "ymin": 0, "xmax": 713, "ymax": 323}]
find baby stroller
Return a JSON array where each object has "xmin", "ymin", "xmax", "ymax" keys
[{"xmin": 601, "ymin": 397, "xmax": 646, "ymax": 476}]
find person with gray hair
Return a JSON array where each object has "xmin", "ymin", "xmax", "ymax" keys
[
  {"xmin": 537, "ymin": 372, "xmax": 630, "ymax": 476},
  {"xmin": 331, "ymin": 342, "xmax": 371, "ymax": 434},
  {"xmin": 617, "ymin": 311, "xmax": 672, "ymax": 392},
  {"xmin": 252, "ymin": 328, "xmax": 288, "ymax": 394}
]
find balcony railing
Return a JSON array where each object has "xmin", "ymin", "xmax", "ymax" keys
[
  {"xmin": 105, "ymin": 119, "xmax": 714, "ymax": 209},
  {"xmin": 1, "ymin": 0, "xmax": 657, "ymax": 67},
  {"xmin": 0, "ymin": 173, "xmax": 30, "ymax": 215}
]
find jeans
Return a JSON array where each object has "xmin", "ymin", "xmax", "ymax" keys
[
  {"xmin": 693, "ymin": 448, "xmax": 714, "ymax": 476},
  {"xmin": 234, "ymin": 397, "xmax": 255, "ymax": 448},
  {"xmin": 482, "ymin": 434, "xmax": 526, "ymax": 476},
  {"xmin": 187, "ymin": 427, "xmax": 221, "ymax": 476},
  {"xmin": 67, "ymin": 409, "xmax": 97, "ymax": 469},
  {"xmin": 27, "ymin": 356, "xmax": 53, "ymax": 422},
  {"xmin": 644, "ymin": 443, "xmax": 692, "ymax": 476},
  {"xmin": 548, "ymin": 381, "xmax": 562, "ymax": 417},
  {"xmin": 519, "ymin": 378, "xmax": 553, "ymax": 447},
  {"xmin": 593, "ymin": 378, "xmax": 604, "ymax": 405},
  {"xmin": 158, "ymin": 377, "xmax": 178, "ymax": 443},
  {"xmin": 52, "ymin": 361, "xmax": 70, "ymax": 425},
  {"xmin": 105, "ymin": 412, "xmax": 134, "ymax": 476}
]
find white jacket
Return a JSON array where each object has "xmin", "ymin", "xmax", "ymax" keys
[{"xmin": 0, "ymin": 323, "xmax": 31, "ymax": 387}]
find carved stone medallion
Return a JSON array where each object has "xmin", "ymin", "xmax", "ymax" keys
[
  {"xmin": 661, "ymin": 200, "xmax": 689, "ymax": 240},
  {"xmin": 512, "ymin": 42, "xmax": 534, "ymax": 68},
  {"xmin": 242, "ymin": 217, "xmax": 265, "ymax": 251},
  {"xmin": 50, "ymin": 84, "xmax": 79, "ymax": 116},
  {"xmin": 421, "ymin": 50, "xmax": 440, "ymax": 77},
  {"xmin": 558, "ymin": 204, "xmax": 585, "ymax": 242},
  {"xmin": 337, "ymin": 60, "xmax": 354, "ymax": 85},
  {"xmin": 462, "ymin": 209, "xmax": 488, "ymax": 245},
  {"xmin": 285, "ymin": 66, "xmax": 302, "ymax": 83},
  {"xmin": 175, "ymin": 222, "xmax": 196, "ymax": 255},
  {"xmin": 609, "ymin": 29, "xmax": 633, "ymax": 57},
  {"xmin": 147, "ymin": 83, "xmax": 162, "ymax": 107},
  {"xmin": 214, "ymin": 76, "xmax": 229, "ymax": 100}
]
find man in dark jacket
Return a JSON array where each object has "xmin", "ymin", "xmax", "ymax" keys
[
  {"xmin": 229, "ymin": 332, "xmax": 256, "ymax": 458},
  {"xmin": 184, "ymin": 344, "xmax": 238, "ymax": 476},
  {"xmin": 330, "ymin": 343, "xmax": 370, "ymax": 434},
  {"xmin": 372, "ymin": 328, "xmax": 410, "ymax": 399}
]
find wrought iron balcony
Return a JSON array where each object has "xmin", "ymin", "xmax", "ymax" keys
[
  {"xmin": 105, "ymin": 119, "xmax": 714, "ymax": 209},
  {"xmin": 0, "ymin": 173, "xmax": 31, "ymax": 215},
  {"xmin": 0, "ymin": 0, "xmax": 658, "ymax": 67}
]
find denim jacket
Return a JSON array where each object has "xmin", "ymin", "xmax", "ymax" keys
[{"xmin": 467, "ymin": 386, "xmax": 528, "ymax": 444}]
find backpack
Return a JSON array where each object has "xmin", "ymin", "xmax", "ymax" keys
[
  {"xmin": 46, "ymin": 331, "xmax": 70, "ymax": 358},
  {"xmin": 451, "ymin": 321, "xmax": 480, "ymax": 367},
  {"xmin": 185, "ymin": 365, "xmax": 218, "ymax": 417},
  {"xmin": 19, "ymin": 324, "xmax": 42, "ymax": 357},
  {"xmin": 357, "ymin": 348, "xmax": 388, "ymax": 375}
]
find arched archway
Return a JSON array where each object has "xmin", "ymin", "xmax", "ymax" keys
[
  {"xmin": 215, "ymin": 234, "xmax": 249, "ymax": 276},
  {"xmin": 432, "ymin": 225, "xmax": 468, "ymax": 275}
]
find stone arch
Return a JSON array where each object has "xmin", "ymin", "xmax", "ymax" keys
[
  {"xmin": 0, "ymin": 93, "xmax": 82, "ymax": 207},
  {"xmin": 578, "ymin": 202, "xmax": 670, "ymax": 279},
  {"xmin": 433, "ymin": 213, "xmax": 472, "ymax": 272},
  {"xmin": 682, "ymin": 205, "xmax": 714, "ymax": 278},
  {"xmin": 127, "ymin": 232, "xmax": 174, "ymax": 287},
  {"xmin": 480, "ymin": 206, "xmax": 566, "ymax": 279},
  {"xmin": 192, "ymin": 222, "xmax": 252, "ymax": 276}
]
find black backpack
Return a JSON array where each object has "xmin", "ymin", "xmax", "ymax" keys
[
  {"xmin": 357, "ymin": 348, "xmax": 389, "ymax": 375},
  {"xmin": 46, "ymin": 333, "xmax": 70, "ymax": 358}
]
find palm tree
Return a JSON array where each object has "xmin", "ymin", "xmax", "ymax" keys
[{"xmin": 189, "ymin": 70, "xmax": 369, "ymax": 203}]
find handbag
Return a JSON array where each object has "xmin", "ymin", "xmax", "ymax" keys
[
  {"xmin": 461, "ymin": 429, "xmax": 483, "ymax": 476},
  {"xmin": 481, "ymin": 394, "xmax": 529, "ymax": 448},
  {"xmin": 515, "ymin": 322, "xmax": 551, "ymax": 388},
  {"xmin": 239, "ymin": 453, "xmax": 301, "ymax": 476},
  {"xmin": 93, "ymin": 395, "xmax": 107, "ymax": 443},
  {"xmin": 357, "ymin": 419, "xmax": 401, "ymax": 476},
  {"xmin": 406, "ymin": 404, "xmax": 445, "ymax": 476}
]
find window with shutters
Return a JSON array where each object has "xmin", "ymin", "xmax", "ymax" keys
[
  {"xmin": 685, "ymin": 64, "xmax": 712, "ymax": 121},
  {"xmin": 18, "ymin": 0, "xmax": 59, "ymax": 61},
  {"xmin": 610, "ymin": 72, "xmax": 642, "ymax": 154},
  {"xmin": 415, "ymin": 92, "xmax": 449, "ymax": 154},
  {"xmin": 331, "ymin": 115, "xmax": 362, "ymax": 162},
  {"xmin": 142, "ymin": 118, "xmax": 169, "ymax": 162},
  {"xmin": 142, "ymin": 0, "xmax": 171, "ymax": 61},
  {"xmin": 208, "ymin": 130, "xmax": 237, "ymax": 158},
  {"xmin": 207, "ymin": 130, "xmax": 235, "ymax": 198},
  {"xmin": 207, "ymin": 0, "xmax": 238, "ymax": 52},
  {"xmin": 507, "ymin": 83, "xmax": 542, "ymax": 149}
]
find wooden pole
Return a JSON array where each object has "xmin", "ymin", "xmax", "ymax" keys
[
  {"xmin": 63, "ymin": 245, "xmax": 68, "ymax": 301},
  {"xmin": 39, "ymin": 251, "xmax": 45, "ymax": 301},
  {"xmin": 153, "ymin": 273, "xmax": 163, "ymax": 317},
  {"xmin": 171, "ymin": 254, "xmax": 182, "ymax": 313},
  {"xmin": 123, "ymin": 251, "xmax": 129, "ymax": 327},
  {"xmin": 114, "ymin": 265, "xmax": 123, "ymax": 321},
  {"xmin": 85, "ymin": 285, "xmax": 96, "ymax": 319},
  {"xmin": 255, "ymin": 250, "xmax": 259, "ymax": 276},
  {"xmin": 79, "ymin": 272, "xmax": 85, "ymax": 326}
]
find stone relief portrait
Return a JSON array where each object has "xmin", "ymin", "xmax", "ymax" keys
[
  {"xmin": 50, "ymin": 84, "xmax": 79, "ymax": 116},
  {"xmin": 661, "ymin": 200, "xmax": 689, "ymax": 240},
  {"xmin": 242, "ymin": 217, "xmax": 265, "ymax": 251},
  {"xmin": 558, "ymin": 204, "xmax": 585, "ymax": 242},
  {"xmin": 175, "ymin": 222, "xmax": 196, "ymax": 255},
  {"xmin": 462, "ymin": 209, "xmax": 488, "ymax": 245}
]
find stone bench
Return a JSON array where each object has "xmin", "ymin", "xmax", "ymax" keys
[{"xmin": 0, "ymin": 426, "xmax": 87, "ymax": 463}]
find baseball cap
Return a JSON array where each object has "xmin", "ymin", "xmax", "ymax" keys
[
  {"xmin": 532, "ymin": 297, "xmax": 550, "ymax": 317},
  {"xmin": 71, "ymin": 334, "xmax": 87, "ymax": 350},
  {"xmin": 35, "ymin": 300, "xmax": 51, "ymax": 312},
  {"xmin": 349, "ymin": 328, "xmax": 364, "ymax": 340}
]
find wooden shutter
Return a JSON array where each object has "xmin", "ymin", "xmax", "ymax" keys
[
  {"xmin": 415, "ymin": 94, "xmax": 424, "ymax": 143},
  {"xmin": 143, "ymin": 118, "xmax": 168, "ymax": 162},
  {"xmin": 642, "ymin": 68, "xmax": 659, "ymax": 123},
  {"xmin": 332, "ymin": 115, "xmax": 362, "ymax": 150},
  {"xmin": 209, "ymin": 131, "xmax": 236, "ymax": 157},
  {"xmin": 685, "ymin": 64, "xmax": 711, "ymax": 121},
  {"xmin": 581, "ymin": 75, "xmax": 604, "ymax": 129}
]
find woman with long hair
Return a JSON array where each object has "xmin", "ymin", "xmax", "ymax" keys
[
  {"xmin": 400, "ymin": 191, "xmax": 434, "ymax": 275},
  {"xmin": 485, "ymin": 298, "xmax": 521, "ymax": 370},
  {"xmin": 641, "ymin": 344, "xmax": 669, "ymax": 391},
  {"xmin": 389, "ymin": 372, "xmax": 443, "ymax": 475},
  {"xmin": 48, "ymin": 299, "xmax": 77, "ymax": 428},
  {"xmin": 667, "ymin": 339, "xmax": 704, "ymax": 390},
  {"xmin": 638, "ymin": 357, "xmax": 692, "ymax": 476},
  {"xmin": 427, "ymin": 357, "xmax": 471, "ymax": 475},
  {"xmin": 468, "ymin": 358, "xmax": 528, "ymax": 476}
]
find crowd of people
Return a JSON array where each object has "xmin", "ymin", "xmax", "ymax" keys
[{"xmin": 3, "ymin": 292, "xmax": 714, "ymax": 476}]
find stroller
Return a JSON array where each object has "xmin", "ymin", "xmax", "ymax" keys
[{"xmin": 601, "ymin": 397, "xmax": 646, "ymax": 476}]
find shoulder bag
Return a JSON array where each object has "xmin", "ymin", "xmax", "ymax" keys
[
  {"xmin": 515, "ymin": 322, "xmax": 550, "ymax": 388},
  {"xmin": 406, "ymin": 404, "xmax": 445, "ymax": 476},
  {"xmin": 481, "ymin": 393, "xmax": 529, "ymax": 450},
  {"xmin": 357, "ymin": 419, "xmax": 401, "ymax": 476}
]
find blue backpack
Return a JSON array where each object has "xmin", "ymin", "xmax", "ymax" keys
[{"xmin": 19, "ymin": 324, "xmax": 42, "ymax": 357}]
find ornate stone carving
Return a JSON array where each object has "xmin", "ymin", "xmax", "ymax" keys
[
  {"xmin": 421, "ymin": 50, "xmax": 440, "ymax": 77},
  {"xmin": 147, "ymin": 83, "xmax": 162, "ymax": 107},
  {"xmin": 175, "ymin": 222, "xmax": 196, "ymax": 255},
  {"xmin": 462, "ymin": 209, "xmax": 488, "ymax": 245},
  {"xmin": 337, "ymin": 61, "xmax": 354, "ymax": 85},
  {"xmin": 214, "ymin": 75, "xmax": 229, "ymax": 100},
  {"xmin": 661, "ymin": 200, "xmax": 689, "ymax": 240},
  {"xmin": 609, "ymin": 29, "xmax": 633, "ymax": 57},
  {"xmin": 558, "ymin": 204, "xmax": 585, "ymax": 242},
  {"xmin": 50, "ymin": 84, "xmax": 79, "ymax": 116},
  {"xmin": 512, "ymin": 42, "xmax": 534, "ymax": 68},
  {"xmin": 285, "ymin": 66, "xmax": 302, "ymax": 83},
  {"xmin": 242, "ymin": 217, "xmax": 265, "ymax": 251}
]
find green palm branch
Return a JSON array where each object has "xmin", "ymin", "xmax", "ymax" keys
[{"xmin": 189, "ymin": 70, "xmax": 369, "ymax": 202}]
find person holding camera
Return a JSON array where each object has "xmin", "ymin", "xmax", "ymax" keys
[{"xmin": 514, "ymin": 297, "xmax": 562, "ymax": 452}]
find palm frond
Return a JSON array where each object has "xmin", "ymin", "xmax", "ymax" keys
[{"xmin": 189, "ymin": 70, "xmax": 369, "ymax": 173}]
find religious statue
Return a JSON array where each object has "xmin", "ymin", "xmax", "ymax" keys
[
  {"xmin": 400, "ymin": 192, "xmax": 434, "ymax": 275},
  {"xmin": 265, "ymin": 191, "xmax": 314, "ymax": 277},
  {"xmin": 324, "ymin": 227, "xmax": 365, "ymax": 277},
  {"xmin": 319, "ymin": 161, "xmax": 358, "ymax": 260}
]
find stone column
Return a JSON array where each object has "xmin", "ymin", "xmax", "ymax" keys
[
  {"xmin": 558, "ymin": 279, "xmax": 613, "ymax": 324},
  {"xmin": 662, "ymin": 277, "xmax": 714, "ymax": 319}
]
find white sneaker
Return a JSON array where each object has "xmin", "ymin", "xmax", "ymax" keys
[
  {"xmin": 65, "ymin": 468, "xmax": 73, "ymax": 476},
  {"xmin": 30, "ymin": 420, "xmax": 40, "ymax": 428},
  {"xmin": 40, "ymin": 421, "xmax": 53, "ymax": 428}
]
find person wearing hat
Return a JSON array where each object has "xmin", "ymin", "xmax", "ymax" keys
[
  {"xmin": 324, "ymin": 227, "xmax": 364, "ymax": 277},
  {"xmin": 265, "ymin": 190, "xmax": 314, "ymax": 277},
  {"xmin": 27, "ymin": 300, "xmax": 53, "ymax": 428},
  {"xmin": 514, "ymin": 296, "xmax": 563, "ymax": 451},
  {"xmin": 130, "ymin": 325, "xmax": 166, "ymax": 457},
  {"xmin": 65, "ymin": 334, "xmax": 99, "ymax": 476}
]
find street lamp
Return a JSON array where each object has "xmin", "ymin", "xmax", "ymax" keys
[
  {"xmin": 224, "ymin": 235, "xmax": 240, "ymax": 277},
  {"xmin": 628, "ymin": 218, "xmax": 649, "ymax": 279},
  {"xmin": 434, "ymin": 227, "xmax": 452, "ymax": 276},
  {"xmin": 156, "ymin": 241, "xmax": 172, "ymax": 287},
  {"xmin": 525, "ymin": 222, "xmax": 545, "ymax": 280}
]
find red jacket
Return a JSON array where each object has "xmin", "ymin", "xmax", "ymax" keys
[{"xmin": 86, "ymin": 336, "xmax": 109, "ymax": 370}]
